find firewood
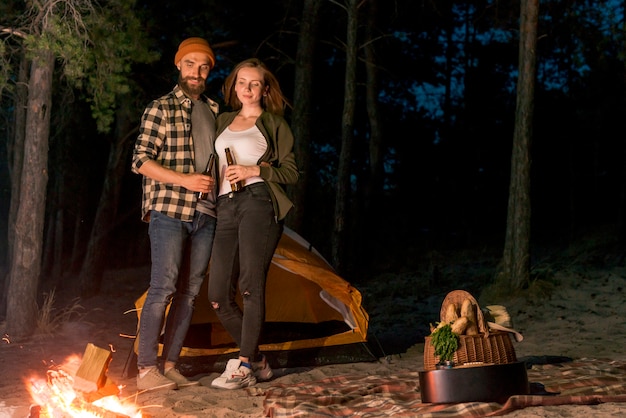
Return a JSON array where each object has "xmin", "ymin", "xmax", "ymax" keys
[
  {"xmin": 70, "ymin": 397, "xmax": 131, "ymax": 418},
  {"xmin": 72, "ymin": 343, "xmax": 112, "ymax": 393}
]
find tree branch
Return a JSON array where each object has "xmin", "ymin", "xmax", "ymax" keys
[{"xmin": 0, "ymin": 27, "xmax": 28, "ymax": 39}]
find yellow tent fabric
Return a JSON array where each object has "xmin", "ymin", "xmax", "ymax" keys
[{"xmin": 133, "ymin": 227, "xmax": 370, "ymax": 359}]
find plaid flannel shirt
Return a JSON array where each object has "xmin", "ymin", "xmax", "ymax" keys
[{"xmin": 131, "ymin": 85, "xmax": 218, "ymax": 222}]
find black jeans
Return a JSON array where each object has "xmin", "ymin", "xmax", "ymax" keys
[{"xmin": 208, "ymin": 182, "xmax": 282, "ymax": 359}]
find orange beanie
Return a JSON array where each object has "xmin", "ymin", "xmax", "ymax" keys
[{"xmin": 174, "ymin": 37, "xmax": 216, "ymax": 69}]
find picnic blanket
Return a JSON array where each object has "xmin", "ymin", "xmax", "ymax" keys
[{"xmin": 263, "ymin": 358, "xmax": 626, "ymax": 417}]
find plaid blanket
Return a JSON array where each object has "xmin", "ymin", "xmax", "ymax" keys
[{"xmin": 263, "ymin": 358, "xmax": 626, "ymax": 417}]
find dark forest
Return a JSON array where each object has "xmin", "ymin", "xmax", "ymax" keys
[{"xmin": 1, "ymin": 0, "xmax": 625, "ymax": 330}]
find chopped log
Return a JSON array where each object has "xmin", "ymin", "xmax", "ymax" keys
[{"xmin": 72, "ymin": 343, "xmax": 112, "ymax": 393}]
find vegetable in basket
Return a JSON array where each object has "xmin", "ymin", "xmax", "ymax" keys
[{"xmin": 430, "ymin": 323, "xmax": 459, "ymax": 364}]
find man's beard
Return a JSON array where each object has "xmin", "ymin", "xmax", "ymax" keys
[{"xmin": 179, "ymin": 75, "xmax": 206, "ymax": 97}]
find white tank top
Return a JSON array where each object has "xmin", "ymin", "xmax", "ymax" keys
[{"xmin": 215, "ymin": 125, "xmax": 267, "ymax": 196}]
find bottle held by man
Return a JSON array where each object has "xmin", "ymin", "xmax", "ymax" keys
[{"xmin": 198, "ymin": 153, "xmax": 215, "ymax": 200}]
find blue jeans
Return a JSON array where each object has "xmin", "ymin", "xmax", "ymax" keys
[
  {"xmin": 137, "ymin": 210, "xmax": 216, "ymax": 369},
  {"xmin": 208, "ymin": 183, "xmax": 282, "ymax": 359}
]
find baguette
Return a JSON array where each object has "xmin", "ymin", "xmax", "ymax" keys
[
  {"xmin": 461, "ymin": 298, "xmax": 479, "ymax": 335},
  {"xmin": 450, "ymin": 316, "xmax": 469, "ymax": 335},
  {"xmin": 443, "ymin": 302, "xmax": 459, "ymax": 323}
]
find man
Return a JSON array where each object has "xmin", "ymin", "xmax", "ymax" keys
[{"xmin": 131, "ymin": 37, "xmax": 218, "ymax": 392}]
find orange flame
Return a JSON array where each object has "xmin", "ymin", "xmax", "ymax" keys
[{"xmin": 27, "ymin": 362, "xmax": 141, "ymax": 418}]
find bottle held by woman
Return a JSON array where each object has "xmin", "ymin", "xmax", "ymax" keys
[{"xmin": 224, "ymin": 147, "xmax": 242, "ymax": 191}]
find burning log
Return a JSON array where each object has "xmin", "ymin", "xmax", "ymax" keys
[
  {"xmin": 29, "ymin": 401, "xmax": 132, "ymax": 418},
  {"xmin": 27, "ymin": 343, "xmax": 143, "ymax": 418},
  {"xmin": 28, "ymin": 405, "xmax": 41, "ymax": 418},
  {"xmin": 70, "ymin": 397, "xmax": 132, "ymax": 418}
]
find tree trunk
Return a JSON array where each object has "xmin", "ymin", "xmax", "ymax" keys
[
  {"xmin": 289, "ymin": 0, "xmax": 321, "ymax": 234},
  {"xmin": 6, "ymin": 48, "xmax": 54, "ymax": 338},
  {"xmin": 1, "ymin": 52, "xmax": 29, "ymax": 319},
  {"xmin": 619, "ymin": 0, "xmax": 626, "ymax": 242},
  {"xmin": 499, "ymin": 0, "xmax": 538, "ymax": 290},
  {"xmin": 79, "ymin": 101, "xmax": 136, "ymax": 297},
  {"xmin": 41, "ymin": 165, "xmax": 64, "ymax": 286},
  {"xmin": 332, "ymin": 0, "xmax": 358, "ymax": 273},
  {"xmin": 362, "ymin": 0, "xmax": 384, "ymax": 261}
]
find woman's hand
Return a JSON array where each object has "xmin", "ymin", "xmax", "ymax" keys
[{"xmin": 224, "ymin": 165, "xmax": 261, "ymax": 184}]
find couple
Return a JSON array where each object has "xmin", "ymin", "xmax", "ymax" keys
[{"xmin": 131, "ymin": 37, "xmax": 299, "ymax": 392}]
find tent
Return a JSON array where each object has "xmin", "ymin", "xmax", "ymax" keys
[{"xmin": 126, "ymin": 227, "xmax": 376, "ymax": 375}]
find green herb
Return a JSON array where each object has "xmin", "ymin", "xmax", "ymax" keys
[{"xmin": 430, "ymin": 323, "xmax": 459, "ymax": 362}]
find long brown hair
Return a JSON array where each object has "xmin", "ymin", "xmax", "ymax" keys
[{"xmin": 222, "ymin": 58, "xmax": 290, "ymax": 116}]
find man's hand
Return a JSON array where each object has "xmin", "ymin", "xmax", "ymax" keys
[
  {"xmin": 138, "ymin": 160, "xmax": 214, "ymax": 192},
  {"xmin": 183, "ymin": 172, "xmax": 215, "ymax": 193}
]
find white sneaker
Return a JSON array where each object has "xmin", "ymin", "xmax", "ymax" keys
[
  {"xmin": 252, "ymin": 354, "xmax": 273, "ymax": 381},
  {"xmin": 211, "ymin": 359, "xmax": 257, "ymax": 389}
]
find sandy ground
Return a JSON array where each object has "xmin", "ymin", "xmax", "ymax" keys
[{"xmin": 2, "ymin": 261, "xmax": 626, "ymax": 417}]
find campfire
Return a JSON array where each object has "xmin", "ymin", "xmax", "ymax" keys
[{"xmin": 27, "ymin": 344, "xmax": 142, "ymax": 418}]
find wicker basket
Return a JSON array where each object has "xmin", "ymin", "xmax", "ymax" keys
[{"xmin": 423, "ymin": 290, "xmax": 518, "ymax": 371}]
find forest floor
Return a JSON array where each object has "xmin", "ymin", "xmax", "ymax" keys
[{"xmin": 2, "ymin": 228, "xmax": 626, "ymax": 417}]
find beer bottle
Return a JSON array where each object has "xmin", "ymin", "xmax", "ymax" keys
[
  {"xmin": 198, "ymin": 153, "xmax": 215, "ymax": 200},
  {"xmin": 225, "ymin": 147, "xmax": 243, "ymax": 192}
]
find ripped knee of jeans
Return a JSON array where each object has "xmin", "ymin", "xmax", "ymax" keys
[{"xmin": 211, "ymin": 301, "xmax": 219, "ymax": 309}]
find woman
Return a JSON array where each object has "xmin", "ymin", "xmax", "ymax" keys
[{"xmin": 208, "ymin": 58, "xmax": 299, "ymax": 389}]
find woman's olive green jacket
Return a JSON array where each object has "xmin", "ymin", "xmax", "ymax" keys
[{"xmin": 215, "ymin": 110, "xmax": 299, "ymax": 221}]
